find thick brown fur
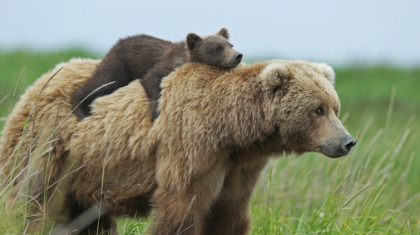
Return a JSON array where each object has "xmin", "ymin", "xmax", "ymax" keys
[
  {"xmin": 72, "ymin": 28, "xmax": 242, "ymax": 120},
  {"xmin": 0, "ymin": 59, "xmax": 102, "ymax": 233},
  {"xmin": 0, "ymin": 59, "xmax": 354, "ymax": 235}
]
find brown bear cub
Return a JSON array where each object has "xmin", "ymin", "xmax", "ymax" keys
[{"xmin": 72, "ymin": 28, "xmax": 242, "ymax": 120}]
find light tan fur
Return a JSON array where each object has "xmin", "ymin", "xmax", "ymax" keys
[{"xmin": 1, "ymin": 58, "xmax": 352, "ymax": 235}]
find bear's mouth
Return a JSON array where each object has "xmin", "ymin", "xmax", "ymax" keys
[
  {"xmin": 320, "ymin": 145, "xmax": 351, "ymax": 158},
  {"xmin": 322, "ymin": 152, "xmax": 347, "ymax": 158},
  {"xmin": 222, "ymin": 61, "xmax": 241, "ymax": 68}
]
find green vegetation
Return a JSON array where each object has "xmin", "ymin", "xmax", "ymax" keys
[{"xmin": 1, "ymin": 50, "xmax": 419, "ymax": 234}]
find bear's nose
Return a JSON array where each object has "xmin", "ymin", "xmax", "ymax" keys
[
  {"xmin": 234, "ymin": 53, "xmax": 243, "ymax": 60},
  {"xmin": 341, "ymin": 135, "xmax": 356, "ymax": 152}
]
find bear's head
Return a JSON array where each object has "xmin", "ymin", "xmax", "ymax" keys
[
  {"xmin": 260, "ymin": 61, "xmax": 356, "ymax": 158},
  {"xmin": 186, "ymin": 28, "xmax": 242, "ymax": 68}
]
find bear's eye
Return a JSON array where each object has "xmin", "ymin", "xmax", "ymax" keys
[
  {"xmin": 315, "ymin": 107, "xmax": 324, "ymax": 116},
  {"xmin": 216, "ymin": 46, "xmax": 223, "ymax": 51}
]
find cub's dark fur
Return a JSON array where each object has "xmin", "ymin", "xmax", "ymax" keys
[{"xmin": 72, "ymin": 28, "xmax": 242, "ymax": 119}]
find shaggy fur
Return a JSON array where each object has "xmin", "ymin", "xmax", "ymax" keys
[
  {"xmin": 0, "ymin": 59, "xmax": 100, "ymax": 233},
  {"xmin": 0, "ymin": 59, "xmax": 355, "ymax": 235},
  {"xmin": 72, "ymin": 28, "xmax": 242, "ymax": 120}
]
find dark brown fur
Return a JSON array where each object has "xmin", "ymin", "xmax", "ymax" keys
[{"xmin": 72, "ymin": 28, "xmax": 242, "ymax": 120}]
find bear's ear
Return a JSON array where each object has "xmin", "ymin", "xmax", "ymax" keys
[
  {"xmin": 217, "ymin": 28, "xmax": 230, "ymax": 39},
  {"xmin": 260, "ymin": 63, "xmax": 290, "ymax": 88},
  {"xmin": 187, "ymin": 33, "xmax": 202, "ymax": 50},
  {"xmin": 316, "ymin": 63, "xmax": 335, "ymax": 85}
]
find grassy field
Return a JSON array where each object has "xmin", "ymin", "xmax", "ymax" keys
[{"xmin": 0, "ymin": 49, "xmax": 419, "ymax": 234}]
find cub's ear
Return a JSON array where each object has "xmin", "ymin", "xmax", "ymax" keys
[
  {"xmin": 187, "ymin": 33, "xmax": 202, "ymax": 50},
  {"xmin": 217, "ymin": 28, "xmax": 230, "ymax": 39},
  {"xmin": 316, "ymin": 63, "xmax": 335, "ymax": 85},
  {"xmin": 260, "ymin": 63, "xmax": 290, "ymax": 88}
]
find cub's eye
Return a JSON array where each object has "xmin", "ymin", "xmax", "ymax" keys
[
  {"xmin": 315, "ymin": 107, "xmax": 324, "ymax": 116},
  {"xmin": 216, "ymin": 46, "xmax": 223, "ymax": 51}
]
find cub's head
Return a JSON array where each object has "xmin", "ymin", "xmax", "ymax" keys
[
  {"xmin": 186, "ymin": 28, "xmax": 242, "ymax": 68},
  {"xmin": 261, "ymin": 61, "xmax": 356, "ymax": 158}
]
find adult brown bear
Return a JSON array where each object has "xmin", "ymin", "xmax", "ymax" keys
[{"xmin": 0, "ymin": 59, "xmax": 355, "ymax": 235}]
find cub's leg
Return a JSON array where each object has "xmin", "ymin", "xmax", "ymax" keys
[{"xmin": 140, "ymin": 64, "xmax": 175, "ymax": 120}]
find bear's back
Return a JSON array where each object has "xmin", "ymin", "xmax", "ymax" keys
[{"xmin": 105, "ymin": 34, "xmax": 174, "ymax": 71}]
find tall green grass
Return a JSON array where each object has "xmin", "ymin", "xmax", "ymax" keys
[
  {"xmin": 250, "ymin": 115, "xmax": 420, "ymax": 233},
  {"xmin": 0, "ymin": 50, "xmax": 419, "ymax": 234}
]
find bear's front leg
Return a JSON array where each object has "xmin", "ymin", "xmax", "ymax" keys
[
  {"xmin": 149, "ymin": 160, "xmax": 226, "ymax": 235},
  {"xmin": 203, "ymin": 160, "xmax": 268, "ymax": 235}
]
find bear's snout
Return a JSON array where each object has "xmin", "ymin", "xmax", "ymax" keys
[
  {"xmin": 234, "ymin": 52, "xmax": 243, "ymax": 61},
  {"xmin": 222, "ymin": 51, "xmax": 242, "ymax": 68},
  {"xmin": 321, "ymin": 134, "xmax": 356, "ymax": 158},
  {"xmin": 341, "ymin": 135, "xmax": 356, "ymax": 153}
]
